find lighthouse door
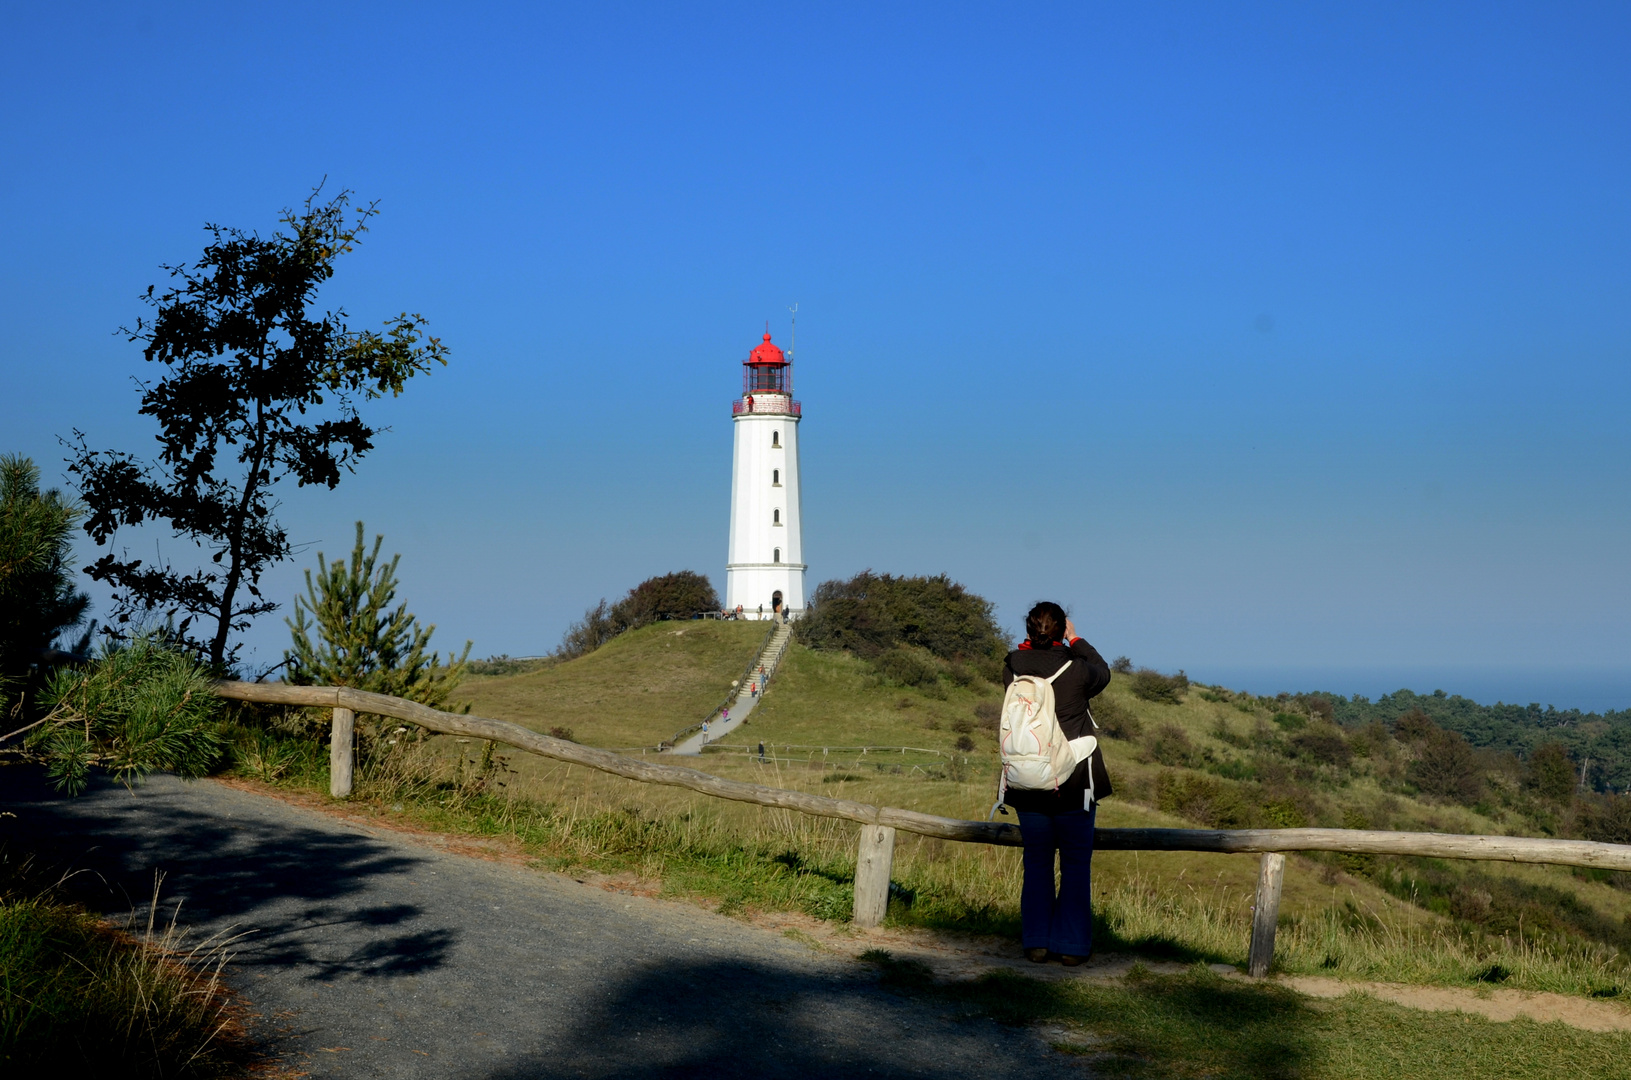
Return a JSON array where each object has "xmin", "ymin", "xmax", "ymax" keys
[{"xmin": 771, "ymin": 590, "xmax": 783, "ymax": 613}]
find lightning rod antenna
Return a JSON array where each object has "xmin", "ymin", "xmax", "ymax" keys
[{"xmin": 788, "ymin": 302, "xmax": 797, "ymax": 360}]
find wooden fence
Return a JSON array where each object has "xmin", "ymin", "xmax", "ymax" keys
[{"xmin": 214, "ymin": 681, "xmax": 1631, "ymax": 977}]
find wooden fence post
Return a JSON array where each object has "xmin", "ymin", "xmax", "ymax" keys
[
  {"xmin": 853, "ymin": 823, "xmax": 896, "ymax": 927},
  {"xmin": 330, "ymin": 707, "xmax": 355, "ymax": 798},
  {"xmin": 1248, "ymin": 851, "xmax": 1285, "ymax": 977}
]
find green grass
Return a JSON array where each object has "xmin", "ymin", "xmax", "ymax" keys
[
  {"xmin": 740, "ymin": 642, "xmax": 1001, "ymax": 757},
  {"xmin": 448, "ymin": 619, "xmax": 767, "ymax": 748},
  {"xmin": 859, "ymin": 955, "xmax": 1631, "ymax": 1079},
  {"xmin": 0, "ymin": 872, "xmax": 252, "ymax": 1077},
  {"xmin": 226, "ymin": 628, "xmax": 1631, "ymax": 1003}
]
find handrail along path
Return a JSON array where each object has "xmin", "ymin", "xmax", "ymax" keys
[{"xmin": 214, "ymin": 681, "xmax": 1631, "ymax": 976}]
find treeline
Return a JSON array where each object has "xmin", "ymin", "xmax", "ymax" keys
[{"xmin": 1315, "ymin": 688, "xmax": 1631, "ymax": 793}]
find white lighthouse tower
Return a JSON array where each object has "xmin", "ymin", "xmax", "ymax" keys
[{"xmin": 725, "ymin": 329, "xmax": 805, "ymax": 619}]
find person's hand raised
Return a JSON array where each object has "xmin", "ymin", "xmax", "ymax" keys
[{"xmin": 1064, "ymin": 617, "xmax": 1078, "ymax": 642}]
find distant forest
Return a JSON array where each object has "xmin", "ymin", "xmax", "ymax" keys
[{"xmin": 1319, "ymin": 688, "xmax": 1631, "ymax": 793}]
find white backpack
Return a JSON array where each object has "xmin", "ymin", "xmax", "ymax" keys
[{"xmin": 990, "ymin": 660, "xmax": 1099, "ymax": 817}]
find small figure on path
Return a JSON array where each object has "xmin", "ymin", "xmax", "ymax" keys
[
  {"xmin": 1000, "ymin": 602, "xmax": 1113, "ymax": 969},
  {"xmin": 701, "ymin": 718, "xmax": 710, "ymax": 742},
  {"xmin": 758, "ymin": 742, "xmax": 766, "ymax": 762}
]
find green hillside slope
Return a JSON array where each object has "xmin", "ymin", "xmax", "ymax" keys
[
  {"xmin": 448, "ymin": 620, "xmax": 767, "ymax": 748},
  {"xmin": 740, "ymin": 642, "xmax": 1631, "ymax": 968},
  {"xmin": 432, "ymin": 625, "xmax": 1629, "ymax": 992}
]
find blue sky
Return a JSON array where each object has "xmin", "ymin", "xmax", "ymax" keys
[{"xmin": 3, "ymin": 3, "xmax": 1628, "ymax": 709}]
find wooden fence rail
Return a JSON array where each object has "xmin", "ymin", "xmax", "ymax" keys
[{"xmin": 214, "ymin": 681, "xmax": 1631, "ymax": 977}]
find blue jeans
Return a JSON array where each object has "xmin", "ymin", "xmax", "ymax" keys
[{"xmin": 1017, "ymin": 805, "xmax": 1096, "ymax": 956}]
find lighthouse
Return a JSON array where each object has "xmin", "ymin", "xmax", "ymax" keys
[{"xmin": 725, "ymin": 330, "xmax": 805, "ymax": 619}]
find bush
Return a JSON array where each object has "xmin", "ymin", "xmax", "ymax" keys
[
  {"xmin": 1093, "ymin": 696, "xmax": 1143, "ymax": 740},
  {"xmin": 1577, "ymin": 795, "xmax": 1631, "ymax": 845},
  {"xmin": 954, "ymin": 734, "xmax": 976, "ymax": 752},
  {"xmin": 1408, "ymin": 729, "xmax": 1484, "ymax": 804},
  {"xmin": 873, "ymin": 647, "xmax": 939, "ymax": 688},
  {"xmin": 557, "ymin": 571, "xmax": 721, "ymax": 659},
  {"xmin": 1130, "ymin": 667, "xmax": 1188, "ymax": 704},
  {"xmin": 1155, "ymin": 772, "xmax": 1254, "ymax": 829},
  {"xmin": 1260, "ymin": 798, "xmax": 1310, "ymax": 828},
  {"xmin": 1291, "ymin": 724, "xmax": 1352, "ymax": 768},
  {"xmin": 611, "ymin": 570, "xmax": 719, "ymax": 627},
  {"xmin": 972, "ymin": 699, "xmax": 1001, "ymax": 734},
  {"xmin": 1143, "ymin": 722, "xmax": 1196, "ymax": 767},
  {"xmin": 1393, "ymin": 708, "xmax": 1437, "ymax": 743},
  {"xmin": 1525, "ymin": 741, "xmax": 1576, "ymax": 803},
  {"xmin": 1110, "ymin": 655, "xmax": 1134, "ymax": 674},
  {"xmin": 798, "ymin": 571, "xmax": 1005, "ymax": 664},
  {"xmin": 29, "ymin": 634, "xmax": 224, "ymax": 795},
  {"xmin": 559, "ymin": 599, "xmax": 621, "ymax": 659}
]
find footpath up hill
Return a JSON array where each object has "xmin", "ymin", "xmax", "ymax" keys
[{"xmin": 448, "ymin": 620, "xmax": 766, "ymax": 748}]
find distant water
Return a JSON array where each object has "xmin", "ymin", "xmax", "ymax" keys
[{"xmin": 1191, "ymin": 667, "xmax": 1631, "ymax": 715}]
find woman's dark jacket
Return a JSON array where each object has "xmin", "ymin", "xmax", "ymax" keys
[{"xmin": 1001, "ymin": 637, "xmax": 1113, "ymax": 814}]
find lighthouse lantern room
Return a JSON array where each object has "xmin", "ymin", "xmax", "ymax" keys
[{"xmin": 725, "ymin": 330, "xmax": 805, "ymax": 619}]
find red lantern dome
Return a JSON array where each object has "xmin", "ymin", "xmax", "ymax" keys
[
  {"xmin": 733, "ymin": 330, "xmax": 801, "ymax": 416},
  {"xmin": 747, "ymin": 332, "xmax": 785, "ymax": 367}
]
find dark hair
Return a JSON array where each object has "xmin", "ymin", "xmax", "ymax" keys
[{"xmin": 1025, "ymin": 601, "xmax": 1067, "ymax": 648}]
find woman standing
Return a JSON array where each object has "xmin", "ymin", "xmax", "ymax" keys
[{"xmin": 1003, "ymin": 601, "xmax": 1113, "ymax": 965}]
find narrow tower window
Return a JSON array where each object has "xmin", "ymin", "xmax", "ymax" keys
[
  {"xmin": 773, "ymin": 548, "xmax": 781, "ymax": 563},
  {"xmin": 772, "ymin": 430, "xmax": 780, "ymax": 448},
  {"xmin": 772, "ymin": 469, "xmax": 780, "ymax": 485},
  {"xmin": 773, "ymin": 508, "xmax": 781, "ymax": 525}
]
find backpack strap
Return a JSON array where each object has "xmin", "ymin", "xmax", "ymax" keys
[{"xmin": 1043, "ymin": 659, "xmax": 1072, "ymax": 685}]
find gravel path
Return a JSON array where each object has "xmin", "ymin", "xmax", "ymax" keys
[{"xmin": 1, "ymin": 768, "xmax": 1090, "ymax": 1079}]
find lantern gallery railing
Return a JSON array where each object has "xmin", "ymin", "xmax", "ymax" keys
[
  {"xmin": 211, "ymin": 680, "xmax": 1631, "ymax": 978},
  {"xmin": 731, "ymin": 397, "xmax": 802, "ymax": 416}
]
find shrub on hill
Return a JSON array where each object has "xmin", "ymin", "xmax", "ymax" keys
[
  {"xmin": 873, "ymin": 647, "xmax": 939, "ymax": 688},
  {"xmin": 1142, "ymin": 722, "xmax": 1197, "ymax": 767},
  {"xmin": 1290, "ymin": 723, "xmax": 1352, "ymax": 767},
  {"xmin": 557, "ymin": 571, "xmax": 721, "ymax": 659},
  {"xmin": 1407, "ymin": 728, "xmax": 1484, "ymax": 805},
  {"xmin": 798, "ymin": 571, "xmax": 1006, "ymax": 666},
  {"xmin": 611, "ymin": 570, "xmax": 719, "ymax": 628},
  {"xmin": 1525, "ymin": 741, "xmax": 1577, "ymax": 803},
  {"xmin": 1091, "ymin": 695, "xmax": 1142, "ymax": 740},
  {"xmin": 1129, "ymin": 667, "xmax": 1188, "ymax": 704}
]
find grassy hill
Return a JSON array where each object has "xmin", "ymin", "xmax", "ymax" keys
[
  {"xmin": 448, "ymin": 619, "xmax": 768, "ymax": 748},
  {"xmin": 356, "ymin": 626, "xmax": 1631, "ymax": 997}
]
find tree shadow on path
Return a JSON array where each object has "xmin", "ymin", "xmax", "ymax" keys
[
  {"xmin": 470, "ymin": 956, "xmax": 1095, "ymax": 1080},
  {"xmin": 0, "ymin": 765, "xmax": 453, "ymax": 981}
]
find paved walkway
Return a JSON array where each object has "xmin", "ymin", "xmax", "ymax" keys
[
  {"xmin": 670, "ymin": 621, "xmax": 792, "ymax": 756},
  {"xmin": 0, "ymin": 768, "xmax": 1090, "ymax": 1079}
]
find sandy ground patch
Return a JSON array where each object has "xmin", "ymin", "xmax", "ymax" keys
[{"xmin": 1281, "ymin": 975, "xmax": 1631, "ymax": 1032}]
